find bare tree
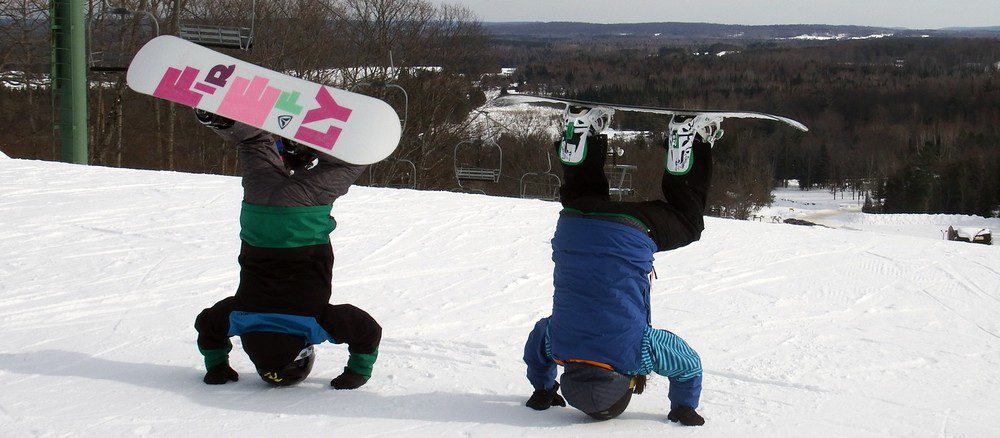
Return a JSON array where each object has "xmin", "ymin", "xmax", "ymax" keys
[{"xmin": 0, "ymin": 1, "xmax": 51, "ymax": 156}]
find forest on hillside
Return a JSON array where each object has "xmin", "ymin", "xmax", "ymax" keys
[
  {"xmin": 485, "ymin": 37, "xmax": 1000, "ymax": 218},
  {"xmin": 2, "ymin": 0, "xmax": 998, "ymax": 218}
]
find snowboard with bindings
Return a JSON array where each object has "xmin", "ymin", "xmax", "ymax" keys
[
  {"xmin": 488, "ymin": 93, "xmax": 810, "ymax": 133},
  {"xmin": 126, "ymin": 35, "xmax": 401, "ymax": 165},
  {"xmin": 489, "ymin": 93, "xmax": 809, "ymax": 174}
]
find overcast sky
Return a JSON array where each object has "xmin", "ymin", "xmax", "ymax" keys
[{"xmin": 434, "ymin": 0, "xmax": 1000, "ymax": 29}]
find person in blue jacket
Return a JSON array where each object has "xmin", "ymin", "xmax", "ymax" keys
[{"xmin": 523, "ymin": 106, "xmax": 718, "ymax": 425}]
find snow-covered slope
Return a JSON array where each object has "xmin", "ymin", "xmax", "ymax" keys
[
  {"xmin": 760, "ymin": 185, "xmax": 999, "ymax": 241},
  {"xmin": 1, "ymin": 159, "xmax": 998, "ymax": 437}
]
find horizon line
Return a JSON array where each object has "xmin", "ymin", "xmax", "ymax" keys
[{"xmin": 478, "ymin": 21, "xmax": 1000, "ymax": 32}]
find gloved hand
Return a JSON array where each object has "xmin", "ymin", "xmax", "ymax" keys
[
  {"xmin": 195, "ymin": 109, "xmax": 235, "ymax": 130},
  {"xmin": 280, "ymin": 140, "xmax": 320, "ymax": 172},
  {"xmin": 525, "ymin": 381, "xmax": 566, "ymax": 410},
  {"xmin": 203, "ymin": 363, "xmax": 239, "ymax": 385},
  {"xmin": 330, "ymin": 368, "xmax": 368, "ymax": 390}
]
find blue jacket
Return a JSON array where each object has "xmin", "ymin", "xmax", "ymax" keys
[
  {"xmin": 227, "ymin": 311, "xmax": 334, "ymax": 344},
  {"xmin": 525, "ymin": 214, "xmax": 703, "ymax": 409},
  {"xmin": 548, "ymin": 215, "xmax": 656, "ymax": 372}
]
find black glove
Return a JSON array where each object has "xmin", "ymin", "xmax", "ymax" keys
[
  {"xmin": 195, "ymin": 109, "xmax": 235, "ymax": 130},
  {"xmin": 203, "ymin": 363, "xmax": 238, "ymax": 385},
  {"xmin": 667, "ymin": 406, "xmax": 705, "ymax": 426},
  {"xmin": 330, "ymin": 368, "xmax": 369, "ymax": 390},
  {"xmin": 633, "ymin": 374, "xmax": 646, "ymax": 394},
  {"xmin": 280, "ymin": 140, "xmax": 320, "ymax": 172},
  {"xmin": 526, "ymin": 382, "xmax": 566, "ymax": 410}
]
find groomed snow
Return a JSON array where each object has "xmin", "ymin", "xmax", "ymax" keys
[{"xmin": 1, "ymin": 159, "xmax": 999, "ymax": 436}]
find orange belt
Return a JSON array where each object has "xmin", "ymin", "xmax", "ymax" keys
[{"xmin": 554, "ymin": 358, "xmax": 615, "ymax": 371}]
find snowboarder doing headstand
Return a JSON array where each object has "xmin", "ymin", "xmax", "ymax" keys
[
  {"xmin": 523, "ymin": 106, "xmax": 717, "ymax": 424},
  {"xmin": 193, "ymin": 110, "xmax": 381, "ymax": 389}
]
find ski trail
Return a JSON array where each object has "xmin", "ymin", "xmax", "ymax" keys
[
  {"xmin": 937, "ymin": 263, "xmax": 1000, "ymax": 306},
  {"xmin": 919, "ymin": 287, "xmax": 1000, "ymax": 340},
  {"xmin": 707, "ymin": 370, "xmax": 829, "ymax": 393}
]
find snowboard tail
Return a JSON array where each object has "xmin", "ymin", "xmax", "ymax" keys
[{"xmin": 127, "ymin": 36, "xmax": 401, "ymax": 165}]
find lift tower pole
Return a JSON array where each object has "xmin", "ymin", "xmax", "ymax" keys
[{"xmin": 51, "ymin": 0, "xmax": 88, "ymax": 164}]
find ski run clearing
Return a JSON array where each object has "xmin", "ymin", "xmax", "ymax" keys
[{"xmin": 1, "ymin": 157, "xmax": 998, "ymax": 437}]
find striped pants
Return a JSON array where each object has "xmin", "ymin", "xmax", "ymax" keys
[{"xmin": 642, "ymin": 328, "xmax": 703, "ymax": 409}]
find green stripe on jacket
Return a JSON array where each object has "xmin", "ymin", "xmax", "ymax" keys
[{"xmin": 240, "ymin": 202, "xmax": 336, "ymax": 248}]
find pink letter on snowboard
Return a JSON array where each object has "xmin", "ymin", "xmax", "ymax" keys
[
  {"xmin": 294, "ymin": 87, "xmax": 353, "ymax": 150},
  {"xmin": 216, "ymin": 76, "xmax": 282, "ymax": 127},
  {"xmin": 152, "ymin": 67, "xmax": 203, "ymax": 107}
]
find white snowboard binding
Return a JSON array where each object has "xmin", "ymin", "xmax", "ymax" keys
[
  {"xmin": 559, "ymin": 105, "xmax": 615, "ymax": 165},
  {"xmin": 666, "ymin": 114, "xmax": 724, "ymax": 175}
]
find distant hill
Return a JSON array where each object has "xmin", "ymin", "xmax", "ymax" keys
[
  {"xmin": 943, "ymin": 26, "xmax": 1000, "ymax": 31},
  {"xmin": 938, "ymin": 26, "xmax": 1000, "ymax": 37},
  {"xmin": 482, "ymin": 21, "xmax": 1000, "ymax": 41}
]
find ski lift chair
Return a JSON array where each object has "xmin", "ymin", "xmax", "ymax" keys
[
  {"xmin": 606, "ymin": 164, "xmax": 636, "ymax": 200},
  {"xmin": 454, "ymin": 138, "xmax": 503, "ymax": 188},
  {"xmin": 369, "ymin": 158, "xmax": 417, "ymax": 189},
  {"xmin": 0, "ymin": 70, "xmax": 23, "ymax": 88},
  {"xmin": 89, "ymin": 52, "xmax": 133, "ymax": 72},
  {"xmin": 178, "ymin": 24, "xmax": 253, "ymax": 50},
  {"xmin": 178, "ymin": 0, "xmax": 256, "ymax": 50},
  {"xmin": 450, "ymin": 187, "xmax": 487, "ymax": 195},
  {"xmin": 520, "ymin": 150, "xmax": 561, "ymax": 201},
  {"xmin": 87, "ymin": 2, "xmax": 160, "ymax": 72}
]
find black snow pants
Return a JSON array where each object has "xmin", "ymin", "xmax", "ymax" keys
[{"xmin": 558, "ymin": 134, "xmax": 713, "ymax": 252}]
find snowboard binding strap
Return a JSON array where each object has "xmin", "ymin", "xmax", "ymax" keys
[{"xmin": 563, "ymin": 105, "xmax": 615, "ymax": 140}]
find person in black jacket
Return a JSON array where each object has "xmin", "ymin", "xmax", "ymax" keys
[{"xmin": 193, "ymin": 110, "xmax": 381, "ymax": 389}]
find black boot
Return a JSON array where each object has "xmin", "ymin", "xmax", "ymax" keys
[
  {"xmin": 558, "ymin": 134, "xmax": 610, "ymax": 203},
  {"xmin": 662, "ymin": 139, "xmax": 713, "ymax": 213},
  {"xmin": 667, "ymin": 406, "xmax": 705, "ymax": 426}
]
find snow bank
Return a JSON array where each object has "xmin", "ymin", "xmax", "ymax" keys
[
  {"xmin": 1, "ymin": 159, "xmax": 998, "ymax": 436},
  {"xmin": 841, "ymin": 212, "xmax": 997, "ymax": 228},
  {"xmin": 760, "ymin": 187, "xmax": 999, "ymax": 241}
]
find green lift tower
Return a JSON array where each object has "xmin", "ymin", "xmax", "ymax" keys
[{"xmin": 51, "ymin": 0, "xmax": 88, "ymax": 164}]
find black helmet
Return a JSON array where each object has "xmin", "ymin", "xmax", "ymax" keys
[
  {"xmin": 241, "ymin": 332, "xmax": 315, "ymax": 387},
  {"xmin": 277, "ymin": 138, "xmax": 320, "ymax": 173},
  {"xmin": 560, "ymin": 362, "xmax": 643, "ymax": 420}
]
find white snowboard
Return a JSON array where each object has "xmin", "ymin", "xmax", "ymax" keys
[
  {"xmin": 127, "ymin": 35, "xmax": 401, "ymax": 165},
  {"xmin": 490, "ymin": 93, "xmax": 809, "ymax": 132}
]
